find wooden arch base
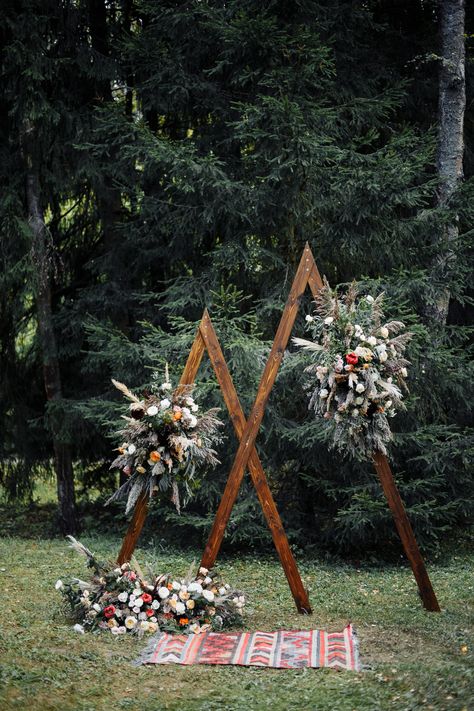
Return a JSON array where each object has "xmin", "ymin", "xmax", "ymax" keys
[{"xmin": 118, "ymin": 243, "xmax": 440, "ymax": 613}]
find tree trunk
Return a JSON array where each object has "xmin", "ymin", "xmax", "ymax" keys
[
  {"xmin": 429, "ymin": 0, "xmax": 466, "ymax": 324},
  {"xmin": 24, "ymin": 141, "xmax": 78, "ymax": 535}
]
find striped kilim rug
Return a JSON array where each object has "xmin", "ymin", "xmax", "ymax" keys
[{"xmin": 136, "ymin": 624, "xmax": 359, "ymax": 670}]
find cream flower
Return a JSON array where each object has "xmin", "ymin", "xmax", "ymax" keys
[
  {"xmin": 367, "ymin": 336, "xmax": 377, "ymax": 347},
  {"xmin": 187, "ymin": 582, "xmax": 203, "ymax": 594},
  {"xmin": 175, "ymin": 602, "xmax": 186, "ymax": 615},
  {"xmin": 160, "ymin": 398, "xmax": 171, "ymax": 410},
  {"xmin": 202, "ymin": 590, "xmax": 215, "ymax": 602},
  {"xmin": 355, "ymin": 383, "xmax": 365, "ymax": 393},
  {"xmin": 125, "ymin": 616, "xmax": 137, "ymax": 629},
  {"xmin": 148, "ymin": 622, "xmax": 158, "ymax": 634},
  {"xmin": 158, "ymin": 587, "xmax": 170, "ymax": 599},
  {"xmin": 139, "ymin": 620, "xmax": 149, "ymax": 632},
  {"xmin": 146, "ymin": 405, "xmax": 158, "ymax": 416},
  {"xmin": 186, "ymin": 599, "xmax": 195, "ymax": 610},
  {"xmin": 380, "ymin": 326, "xmax": 389, "ymax": 339}
]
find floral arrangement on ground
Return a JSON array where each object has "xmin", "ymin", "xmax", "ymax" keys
[
  {"xmin": 56, "ymin": 538, "xmax": 245, "ymax": 636},
  {"xmin": 108, "ymin": 366, "xmax": 223, "ymax": 514},
  {"xmin": 293, "ymin": 280, "xmax": 412, "ymax": 459}
]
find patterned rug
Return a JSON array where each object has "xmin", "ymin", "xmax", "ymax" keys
[{"xmin": 135, "ymin": 624, "xmax": 360, "ymax": 670}]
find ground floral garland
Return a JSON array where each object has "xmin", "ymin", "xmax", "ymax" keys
[
  {"xmin": 56, "ymin": 538, "xmax": 245, "ymax": 636},
  {"xmin": 294, "ymin": 280, "xmax": 412, "ymax": 459},
  {"xmin": 108, "ymin": 368, "xmax": 223, "ymax": 514}
]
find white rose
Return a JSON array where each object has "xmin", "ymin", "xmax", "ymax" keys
[
  {"xmin": 175, "ymin": 602, "xmax": 186, "ymax": 615},
  {"xmin": 139, "ymin": 620, "xmax": 149, "ymax": 632},
  {"xmin": 127, "ymin": 444, "xmax": 136, "ymax": 455},
  {"xmin": 118, "ymin": 626, "xmax": 127, "ymax": 635},
  {"xmin": 117, "ymin": 592, "xmax": 128, "ymax": 603},
  {"xmin": 188, "ymin": 415, "xmax": 198, "ymax": 428},
  {"xmin": 182, "ymin": 407, "xmax": 191, "ymax": 416},
  {"xmin": 204, "ymin": 576, "xmax": 212, "ymax": 585},
  {"xmin": 172, "ymin": 580, "xmax": 181, "ymax": 591},
  {"xmin": 125, "ymin": 616, "xmax": 137, "ymax": 629},
  {"xmin": 366, "ymin": 295, "xmax": 375, "ymax": 303},
  {"xmin": 151, "ymin": 599, "xmax": 160, "ymax": 610},
  {"xmin": 133, "ymin": 606, "xmax": 140, "ymax": 614},
  {"xmin": 380, "ymin": 326, "xmax": 389, "ymax": 339},
  {"xmin": 355, "ymin": 383, "xmax": 365, "ymax": 393},
  {"xmin": 202, "ymin": 590, "xmax": 215, "ymax": 602},
  {"xmin": 134, "ymin": 597, "xmax": 143, "ymax": 607},
  {"xmin": 324, "ymin": 316, "xmax": 334, "ymax": 325},
  {"xmin": 218, "ymin": 587, "xmax": 226, "ymax": 596},
  {"xmin": 188, "ymin": 582, "xmax": 203, "ymax": 594},
  {"xmin": 146, "ymin": 405, "xmax": 158, "ymax": 416},
  {"xmin": 191, "ymin": 404, "xmax": 199, "ymax": 412},
  {"xmin": 111, "ymin": 626, "xmax": 120, "ymax": 635},
  {"xmin": 305, "ymin": 314, "xmax": 314, "ymax": 322},
  {"xmin": 93, "ymin": 603, "xmax": 101, "ymax": 612},
  {"xmin": 132, "ymin": 588, "xmax": 142, "ymax": 596},
  {"xmin": 319, "ymin": 388, "xmax": 329, "ymax": 399},
  {"xmin": 186, "ymin": 599, "xmax": 195, "ymax": 610},
  {"xmin": 73, "ymin": 624, "xmax": 85, "ymax": 634},
  {"xmin": 138, "ymin": 612, "xmax": 147, "ymax": 620},
  {"xmin": 158, "ymin": 587, "xmax": 170, "ymax": 599},
  {"xmin": 367, "ymin": 336, "xmax": 377, "ymax": 346},
  {"xmin": 150, "ymin": 616, "xmax": 157, "ymax": 623},
  {"xmin": 379, "ymin": 351, "xmax": 388, "ymax": 363},
  {"xmin": 352, "ymin": 409, "xmax": 359, "ymax": 417},
  {"xmin": 355, "ymin": 397, "xmax": 364, "ymax": 405},
  {"xmin": 160, "ymin": 398, "xmax": 171, "ymax": 410},
  {"xmin": 55, "ymin": 579, "xmax": 64, "ymax": 590}
]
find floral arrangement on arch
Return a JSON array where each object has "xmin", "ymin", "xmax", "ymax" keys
[
  {"xmin": 293, "ymin": 280, "xmax": 412, "ymax": 459},
  {"xmin": 108, "ymin": 367, "xmax": 223, "ymax": 514},
  {"xmin": 56, "ymin": 538, "xmax": 245, "ymax": 636}
]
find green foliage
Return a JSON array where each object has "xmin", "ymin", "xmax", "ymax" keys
[{"xmin": 0, "ymin": 0, "xmax": 473, "ymax": 552}]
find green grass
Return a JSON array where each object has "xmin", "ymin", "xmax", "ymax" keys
[{"xmin": 0, "ymin": 530, "xmax": 473, "ymax": 711}]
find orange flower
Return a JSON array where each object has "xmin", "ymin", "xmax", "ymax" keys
[
  {"xmin": 179, "ymin": 617, "xmax": 189, "ymax": 626},
  {"xmin": 167, "ymin": 583, "xmax": 173, "ymax": 590},
  {"xmin": 118, "ymin": 447, "xmax": 126, "ymax": 454},
  {"xmin": 173, "ymin": 411, "xmax": 182, "ymax": 421},
  {"xmin": 149, "ymin": 450, "xmax": 161, "ymax": 462}
]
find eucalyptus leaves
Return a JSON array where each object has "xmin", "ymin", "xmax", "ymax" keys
[
  {"xmin": 294, "ymin": 281, "xmax": 412, "ymax": 459},
  {"xmin": 108, "ymin": 371, "xmax": 222, "ymax": 514}
]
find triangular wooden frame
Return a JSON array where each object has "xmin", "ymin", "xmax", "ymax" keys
[{"xmin": 118, "ymin": 243, "xmax": 440, "ymax": 613}]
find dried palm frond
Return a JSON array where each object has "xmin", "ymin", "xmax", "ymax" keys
[
  {"xmin": 292, "ymin": 337, "xmax": 323, "ymax": 351},
  {"xmin": 111, "ymin": 379, "xmax": 141, "ymax": 403}
]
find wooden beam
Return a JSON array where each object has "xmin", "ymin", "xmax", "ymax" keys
[
  {"xmin": 199, "ymin": 310, "xmax": 311, "ymax": 613},
  {"xmin": 372, "ymin": 451, "xmax": 441, "ymax": 611},
  {"xmin": 201, "ymin": 244, "xmax": 316, "ymax": 570}
]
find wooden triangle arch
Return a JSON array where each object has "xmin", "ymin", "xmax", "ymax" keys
[{"xmin": 118, "ymin": 243, "xmax": 440, "ymax": 613}]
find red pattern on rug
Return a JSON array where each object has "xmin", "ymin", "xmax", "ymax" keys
[{"xmin": 136, "ymin": 624, "xmax": 359, "ymax": 670}]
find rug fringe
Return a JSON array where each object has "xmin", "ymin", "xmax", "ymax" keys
[
  {"xmin": 132, "ymin": 632, "xmax": 164, "ymax": 667},
  {"xmin": 349, "ymin": 623, "xmax": 361, "ymax": 672}
]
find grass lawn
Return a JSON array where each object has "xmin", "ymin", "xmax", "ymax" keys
[{"xmin": 0, "ymin": 527, "xmax": 473, "ymax": 711}]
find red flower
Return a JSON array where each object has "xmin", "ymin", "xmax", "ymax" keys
[
  {"xmin": 104, "ymin": 605, "xmax": 116, "ymax": 618},
  {"xmin": 345, "ymin": 352, "xmax": 358, "ymax": 365},
  {"xmin": 142, "ymin": 593, "xmax": 152, "ymax": 604},
  {"xmin": 146, "ymin": 608, "xmax": 154, "ymax": 617}
]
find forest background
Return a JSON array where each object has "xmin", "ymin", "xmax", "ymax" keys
[{"xmin": 1, "ymin": 0, "xmax": 473, "ymax": 557}]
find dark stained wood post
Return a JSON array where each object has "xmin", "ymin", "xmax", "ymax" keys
[
  {"xmin": 200, "ymin": 311, "xmax": 311, "ymax": 613},
  {"xmin": 372, "ymin": 451, "xmax": 440, "ymax": 611},
  {"xmin": 201, "ymin": 245, "xmax": 321, "ymax": 571}
]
